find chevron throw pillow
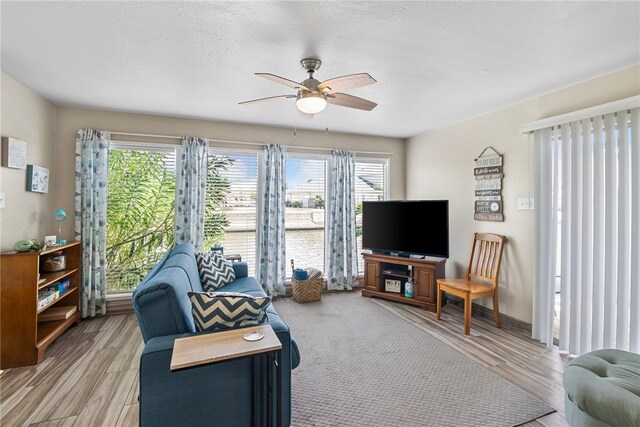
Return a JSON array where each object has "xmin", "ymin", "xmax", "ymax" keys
[
  {"xmin": 188, "ymin": 291, "xmax": 271, "ymax": 331},
  {"xmin": 195, "ymin": 251, "xmax": 236, "ymax": 291}
]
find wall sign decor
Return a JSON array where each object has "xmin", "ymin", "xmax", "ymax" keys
[
  {"xmin": 1, "ymin": 137, "xmax": 27, "ymax": 169},
  {"xmin": 474, "ymin": 147, "xmax": 504, "ymax": 222},
  {"xmin": 26, "ymin": 165, "xmax": 49, "ymax": 193}
]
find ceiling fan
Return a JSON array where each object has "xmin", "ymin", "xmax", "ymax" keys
[{"xmin": 239, "ymin": 58, "xmax": 377, "ymax": 116}]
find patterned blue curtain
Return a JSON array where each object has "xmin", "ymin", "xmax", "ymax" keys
[
  {"xmin": 75, "ymin": 129, "xmax": 110, "ymax": 318},
  {"xmin": 175, "ymin": 137, "xmax": 208, "ymax": 251},
  {"xmin": 257, "ymin": 144, "xmax": 287, "ymax": 296},
  {"xmin": 327, "ymin": 150, "xmax": 357, "ymax": 290}
]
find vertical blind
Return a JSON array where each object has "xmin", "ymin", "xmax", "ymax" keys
[{"xmin": 533, "ymin": 108, "xmax": 640, "ymax": 354}]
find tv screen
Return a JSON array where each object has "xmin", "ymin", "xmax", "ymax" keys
[{"xmin": 362, "ymin": 200, "xmax": 449, "ymax": 258}]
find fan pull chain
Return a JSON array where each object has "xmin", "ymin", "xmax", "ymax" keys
[{"xmin": 325, "ymin": 108, "xmax": 329, "ymax": 133}]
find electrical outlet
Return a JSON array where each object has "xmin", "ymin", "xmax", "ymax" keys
[
  {"xmin": 0, "ymin": 193, "xmax": 5, "ymax": 209},
  {"xmin": 517, "ymin": 197, "xmax": 534, "ymax": 210}
]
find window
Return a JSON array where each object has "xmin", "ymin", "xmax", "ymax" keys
[
  {"xmin": 105, "ymin": 143, "xmax": 389, "ymax": 292},
  {"xmin": 207, "ymin": 149, "xmax": 259, "ymax": 276},
  {"xmin": 355, "ymin": 158, "xmax": 389, "ymax": 275},
  {"xmin": 285, "ymin": 155, "xmax": 326, "ymax": 275},
  {"xmin": 106, "ymin": 144, "xmax": 177, "ymax": 293}
]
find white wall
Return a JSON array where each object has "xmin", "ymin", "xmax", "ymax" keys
[
  {"xmin": 405, "ymin": 64, "xmax": 640, "ymax": 323},
  {"xmin": 0, "ymin": 73, "xmax": 57, "ymax": 251},
  {"xmin": 52, "ymin": 107, "xmax": 406, "ymax": 240}
]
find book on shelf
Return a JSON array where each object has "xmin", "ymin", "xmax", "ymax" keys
[
  {"xmin": 38, "ymin": 306, "xmax": 77, "ymax": 322},
  {"xmin": 37, "ymin": 290, "xmax": 60, "ymax": 310},
  {"xmin": 58, "ymin": 279, "xmax": 71, "ymax": 292},
  {"xmin": 42, "ymin": 279, "xmax": 71, "ymax": 295}
]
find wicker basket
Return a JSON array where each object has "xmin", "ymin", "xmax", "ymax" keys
[{"xmin": 291, "ymin": 277, "xmax": 322, "ymax": 303}]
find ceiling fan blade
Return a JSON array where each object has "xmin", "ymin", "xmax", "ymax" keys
[
  {"xmin": 239, "ymin": 94, "xmax": 295, "ymax": 105},
  {"xmin": 317, "ymin": 73, "xmax": 376, "ymax": 93},
  {"xmin": 255, "ymin": 73, "xmax": 310, "ymax": 91},
  {"xmin": 327, "ymin": 93, "xmax": 377, "ymax": 111}
]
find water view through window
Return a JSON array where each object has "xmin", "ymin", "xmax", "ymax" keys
[{"xmin": 106, "ymin": 147, "xmax": 388, "ymax": 293}]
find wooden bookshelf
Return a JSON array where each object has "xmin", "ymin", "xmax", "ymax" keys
[{"xmin": 1, "ymin": 242, "xmax": 82, "ymax": 368}]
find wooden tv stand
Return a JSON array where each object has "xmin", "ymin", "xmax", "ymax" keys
[{"xmin": 362, "ymin": 252, "xmax": 446, "ymax": 312}]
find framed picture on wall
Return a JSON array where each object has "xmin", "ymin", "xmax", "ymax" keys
[
  {"xmin": 1, "ymin": 137, "xmax": 27, "ymax": 169},
  {"xmin": 26, "ymin": 165, "xmax": 49, "ymax": 193}
]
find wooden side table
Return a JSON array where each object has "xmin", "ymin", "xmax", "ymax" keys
[{"xmin": 171, "ymin": 324, "xmax": 282, "ymax": 426}]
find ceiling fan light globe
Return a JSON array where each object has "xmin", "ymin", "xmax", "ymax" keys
[{"xmin": 296, "ymin": 94, "xmax": 326, "ymax": 114}]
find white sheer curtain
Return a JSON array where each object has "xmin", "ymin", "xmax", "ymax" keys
[{"xmin": 533, "ymin": 107, "xmax": 640, "ymax": 355}]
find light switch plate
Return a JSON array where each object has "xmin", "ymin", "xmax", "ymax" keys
[
  {"xmin": 0, "ymin": 193, "xmax": 5, "ymax": 209},
  {"xmin": 517, "ymin": 197, "xmax": 534, "ymax": 210}
]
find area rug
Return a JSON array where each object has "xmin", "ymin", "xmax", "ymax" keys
[{"xmin": 273, "ymin": 292, "xmax": 555, "ymax": 427}]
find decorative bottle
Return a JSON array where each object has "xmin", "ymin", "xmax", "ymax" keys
[{"xmin": 405, "ymin": 266, "xmax": 414, "ymax": 298}]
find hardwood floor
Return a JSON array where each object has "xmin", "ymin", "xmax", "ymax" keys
[
  {"xmin": 0, "ymin": 294, "xmax": 570, "ymax": 426},
  {"xmin": 0, "ymin": 314, "xmax": 142, "ymax": 427}
]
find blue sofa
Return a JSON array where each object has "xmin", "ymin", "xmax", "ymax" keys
[{"xmin": 132, "ymin": 244, "xmax": 300, "ymax": 427}]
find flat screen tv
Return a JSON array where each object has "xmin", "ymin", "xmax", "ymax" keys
[{"xmin": 362, "ymin": 200, "xmax": 449, "ymax": 258}]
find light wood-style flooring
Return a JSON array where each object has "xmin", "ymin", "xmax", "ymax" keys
[
  {"xmin": 1, "ymin": 294, "xmax": 570, "ymax": 426},
  {"xmin": 0, "ymin": 314, "xmax": 142, "ymax": 426}
]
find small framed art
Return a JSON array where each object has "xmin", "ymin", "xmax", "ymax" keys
[
  {"xmin": 26, "ymin": 165, "xmax": 49, "ymax": 193},
  {"xmin": 1, "ymin": 137, "xmax": 27, "ymax": 169}
]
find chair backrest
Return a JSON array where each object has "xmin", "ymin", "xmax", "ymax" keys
[{"xmin": 466, "ymin": 233, "xmax": 506, "ymax": 288}]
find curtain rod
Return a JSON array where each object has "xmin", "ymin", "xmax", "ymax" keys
[
  {"xmin": 109, "ymin": 131, "xmax": 394, "ymax": 156},
  {"xmin": 519, "ymin": 95, "xmax": 639, "ymax": 134}
]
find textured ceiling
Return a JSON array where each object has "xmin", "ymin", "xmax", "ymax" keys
[{"xmin": 1, "ymin": 1, "xmax": 639, "ymax": 138}]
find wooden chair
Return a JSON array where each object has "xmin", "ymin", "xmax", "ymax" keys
[{"xmin": 436, "ymin": 233, "xmax": 506, "ymax": 335}]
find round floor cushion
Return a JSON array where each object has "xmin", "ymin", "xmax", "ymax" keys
[{"xmin": 563, "ymin": 349, "xmax": 640, "ymax": 427}]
